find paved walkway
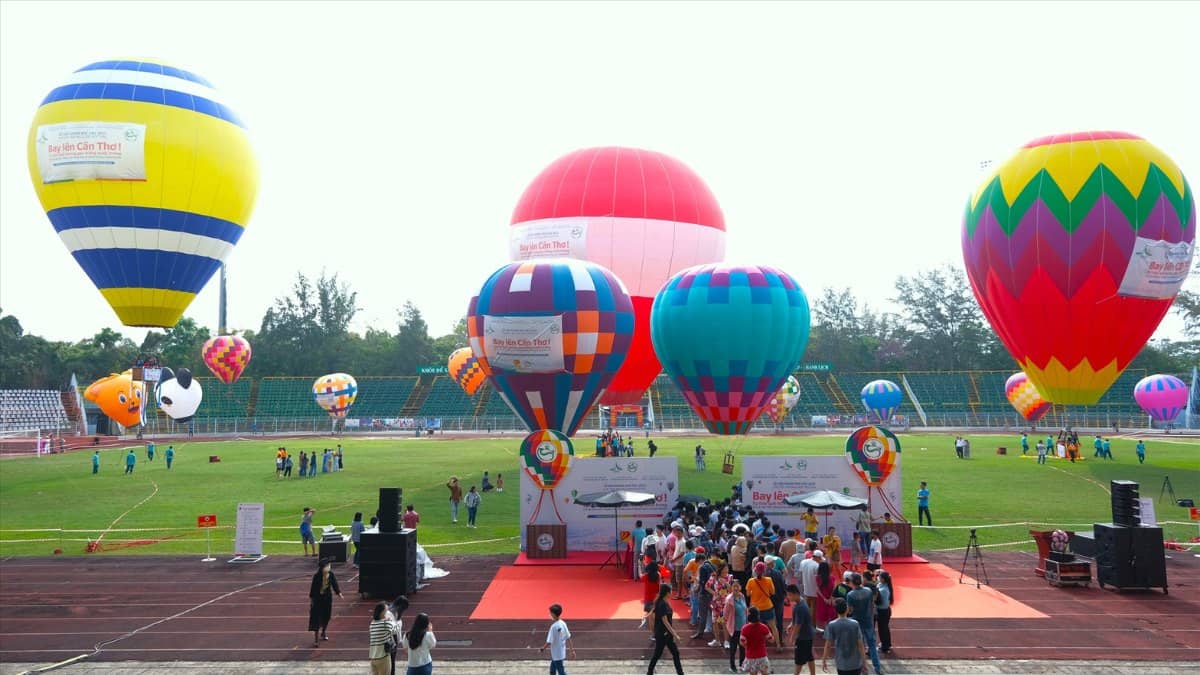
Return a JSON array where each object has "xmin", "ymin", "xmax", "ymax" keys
[{"xmin": 4, "ymin": 660, "xmax": 1199, "ymax": 674}]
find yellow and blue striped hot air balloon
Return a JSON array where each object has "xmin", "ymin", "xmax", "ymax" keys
[{"xmin": 26, "ymin": 60, "xmax": 258, "ymax": 328}]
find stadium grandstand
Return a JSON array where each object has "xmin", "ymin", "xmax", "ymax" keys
[{"xmin": 9, "ymin": 367, "xmax": 1195, "ymax": 438}]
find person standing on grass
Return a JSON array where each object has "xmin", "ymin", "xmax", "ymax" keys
[
  {"xmin": 1102, "ymin": 437, "xmax": 1113, "ymax": 460},
  {"xmin": 1020, "ymin": 432, "xmax": 1029, "ymax": 455},
  {"xmin": 402, "ymin": 505, "xmax": 420, "ymax": 530},
  {"xmin": 308, "ymin": 451, "xmax": 317, "ymax": 477},
  {"xmin": 1136, "ymin": 440, "xmax": 1146, "ymax": 464},
  {"xmin": 821, "ymin": 598, "xmax": 867, "ymax": 675},
  {"xmin": 125, "ymin": 449, "xmax": 136, "ymax": 474},
  {"xmin": 539, "ymin": 603, "xmax": 575, "ymax": 675},
  {"xmin": 284, "ymin": 453, "xmax": 293, "ymax": 477},
  {"xmin": 647, "ymin": 583, "xmax": 685, "ymax": 675},
  {"xmin": 916, "ymin": 481, "xmax": 931, "ymax": 526},
  {"xmin": 308, "ymin": 557, "xmax": 343, "ymax": 647},
  {"xmin": 92, "ymin": 450, "xmax": 100, "ymax": 474},
  {"xmin": 301, "ymin": 507, "xmax": 317, "ymax": 557},
  {"xmin": 496, "ymin": 473, "xmax": 504, "ymax": 492},
  {"xmin": 403, "ymin": 612, "xmax": 436, "ymax": 675},
  {"xmin": 165, "ymin": 445, "xmax": 175, "ymax": 470},
  {"xmin": 146, "ymin": 441, "xmax": 155, "ymax": 461},
  {"xmin": 1036, "ymin": 440, "xmax": 1047, "ymax": 465},
  {"xmin": 464, "ymin": 485, "xmax": 481, "ymax": 528},
  {"xmin": 786, "ymin": 584, "xmax": 816, "ymax": 675},
  {"xmin": 351, "ymin": 512, "xmax": 365, "ymax": 566},
  {"xmin": 299, "ymin": 451, "xmax": 307, "ymax": 477},
  {"xmin": 446, "ymin": 476, "xmax": 463, "ymax": 524}
]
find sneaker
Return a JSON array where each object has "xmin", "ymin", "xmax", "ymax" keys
[
  {"xmin": 638, "ymin": 618, "xmax": 647, "ymax": 629},
  {"xmin": 708, "ymin": 640, "xmax": 721, "ymax": 647},
  {"xmin": 723, "ymin": 641, "xmax": 730, "ymax": 649}
]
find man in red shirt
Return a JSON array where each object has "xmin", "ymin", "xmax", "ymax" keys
[{"xmin": 402, "ymin": 505, "xmax": 420, "ymax": 529}]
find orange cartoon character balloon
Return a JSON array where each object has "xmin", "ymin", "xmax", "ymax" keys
[{"xmin": 85, "ymin": 370, "xmax": 145, "ymax": 428}]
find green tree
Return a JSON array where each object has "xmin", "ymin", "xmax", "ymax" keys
[
  {"xmin": 1173, "ymin": 259, "xmax": 1200, "ymax": 337},
  {"xmin": 805, "ymin": 288, "xmax": 882, "ymax": 371},
  {"xmin": 140, "ymin": 317, "xmax": 212, "ymax": 371},
  {"xmin": 395, "ymin": 301, "xmax": 434, "ymax": 374},
  {"xmin": 430, "ymin": 316, "xmax": 468, "ymax": 367},
  {"xmin": 255, "ymin": 272, "xmax": 359, "ymax": 375},
  {"xmin": 892, "ymin": 266, "xmax": 1006, "ymax": 371}
]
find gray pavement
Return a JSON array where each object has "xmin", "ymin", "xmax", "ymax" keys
[{"xmin": 4, "ymin": 660, "xmax": 1199, "ymax": 675}]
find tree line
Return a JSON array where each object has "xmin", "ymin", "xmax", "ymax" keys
[{"xmin": 2, "ymin": 266, "xmax": 1197, "ymax": 390}]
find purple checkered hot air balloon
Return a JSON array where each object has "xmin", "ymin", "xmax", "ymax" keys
[
  {"xmin": 467, "ymin": 259, "xmax": 634, "ymax": 436},
  {"xmin": 1133, "ymin": 374, "xmax": 1189, "ymax": 423}
]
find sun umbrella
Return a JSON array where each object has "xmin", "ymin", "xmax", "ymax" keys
[
  {"xmin": 574, "ymin": 490, "xmax": 656, "ymax": 572},
  {"xmin": 784, "ymin": 490, "xmax": 869, "ymax": 537}
]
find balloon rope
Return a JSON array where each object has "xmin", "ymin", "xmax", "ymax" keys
[
  {"xmin": 876, "ymin": 487, "xmax": 904, "ymax": 521},
  {"xmin": 548, "ymin": 488, "xmax": 565, "ymax": 523},
  {"xmin": 528, "ymin": 491, "xmax": 545, "ymax": 524}
]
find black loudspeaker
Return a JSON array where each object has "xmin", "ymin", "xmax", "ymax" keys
[
  {"xmin": 1093, "ymin": 523, "xmax": 1167, "ymax": 592},
  {"xmin": 1110, "ymin": 480, "xmax": 1140, "ymax": 527},
  {"xmin": 379, "ymin": 488, "xmax": 401, "ymax": 533},
  {"xmin": 359, "ymin": 530, "xmax": 418, "ymax": 599}
]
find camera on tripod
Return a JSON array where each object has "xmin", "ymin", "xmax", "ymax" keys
[{"xmin": 970, "ymin": 528, "xmax": 977, "ymax": 537}]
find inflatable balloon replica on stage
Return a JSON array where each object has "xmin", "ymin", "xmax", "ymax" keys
[
  {"xmin": 1133, "ymin": 374, "xmax": 1189, "ymax": 424},
  {"xmin": 963, "ymin": 131, "xmax": 1194, "ymax": 404},
  {"xmin": 468, "ymin": 258, "xmax": 634, "ymax": 556},
  {"xmin": 27, "ymin": 60, "xmax": 258, "ymax": 328},
  {"xmin": 202, "ymin": 336, "xmax": 252, "ymax": 384},
  {"xmin": 509, "ymin": 147, "xmax": 726, "ymax": 406},
  {"xmin": 651, "ymin": 263, "xmax": 810, "ymax": 469},
  {"xmin": 845, "ymin": 425, "xmax": 908, "ymax": 551},
  {"xmin": 1005, "ymin": 372, "xmax": 1052, "ymax": 423}
]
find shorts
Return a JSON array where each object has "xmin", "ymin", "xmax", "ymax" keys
[
  {"xmin": 742, "ymin": 655, "xmax": 770, "ymax": 673},
  {"xmin": 757, "ymin": 607, "xmax": 775, "ymax": 622},
  {"xmin": 643, "ymin": 601, "xmax": 654, "ymax": 612},
  {"xmin": 300, "ymin": 528, "xmax": 315, "ymax": 544},
  {"xmin": 794, "ymin": 639, "xmax": 813, "ymax": 665}
]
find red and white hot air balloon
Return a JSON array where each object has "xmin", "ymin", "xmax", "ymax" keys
[{"xmin": 509, "ymin": 147, "xmax": 725, "ymax": 406}]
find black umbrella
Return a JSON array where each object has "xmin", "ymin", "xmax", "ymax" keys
[
  {"xmin": 574, "ymin": 490, "xmax": 656, "ymax": 571},
  {"xmin": 784, "ymin": 489, "xmax": 869, "ymax": 535}
]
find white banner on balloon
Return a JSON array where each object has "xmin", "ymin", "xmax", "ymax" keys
[
  {"xmin": 740, "ymin": 456, "xmax": 903, "ymax": 538},
  {"xmin": 510, "ymin": 220, "xmax": 588, "ymax": 259},
  {"xmin": 481, "ymin": 315, "xmax": 565, "ymax": 372},
  {"xmin": 1118, "ymin": 238, "xmax": 1194, "ymax": 299},
  {"xmin": 35, "ymin": 121, "xmax": 147, "ymax": 183},
  {"xmin": 519, "ymin": 457, "xmax": 679, "ymax": 551}
]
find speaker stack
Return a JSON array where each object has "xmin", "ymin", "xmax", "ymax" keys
[
  {"xmin": 1092, "ymin": 480, "xmax": 1168, "ymax": 594},
  {"xmin": 358, "ymin": 487, "xmax": 418, "ymax": 599}
]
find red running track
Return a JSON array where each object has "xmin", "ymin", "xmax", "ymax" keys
[{"xmin": 0, "ymin": 550, "xmax": 1196, "ymax": 664}]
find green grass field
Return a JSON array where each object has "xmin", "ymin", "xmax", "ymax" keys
[{"xmin": 1, "ymin": 433, "xmax": 1197, "ymax": 558}]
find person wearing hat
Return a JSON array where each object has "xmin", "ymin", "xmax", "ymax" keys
[
  {"xmin": 308, "ymin": 557, "xmax": 343, "ymax": 648},
  {"xmin": 745, "ymin": 561, "xmax": 782, "ymax": 652},
  {"xmin": 800, "ymin": 550, "xmax": 823, "ymax": 622},
  {"xmin": 669, "ymin": 525, "xmax": 687, "ymax": 600},
  {"xmin": 446, "ymin": 476, "xmax": 463, "ymax": 523}
]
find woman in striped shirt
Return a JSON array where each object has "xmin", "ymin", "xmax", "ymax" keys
[{"xmin": 368, "ymin": 602, "xmax": 398, "ymax": 675}]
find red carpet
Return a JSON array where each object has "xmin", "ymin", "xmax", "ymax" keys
[
  {"xmin": 891, "ymin": 563, "xmax": 1047, "ymax": 619},
  {"xmin": 512, "ymin": 550, "xmax": 619, "ymax": 566},
  {"xmin": 471, "ymin": 566, "xmax": 689, "ymax": 620}
]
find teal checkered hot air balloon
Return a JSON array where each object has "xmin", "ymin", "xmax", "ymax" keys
[{"xmin": 650, "ymin": 264, "xmax": 810, "ymax": 435}]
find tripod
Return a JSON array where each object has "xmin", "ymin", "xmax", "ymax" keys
[{"xmin": 959, "ymin": 529, "xmax": 990, "ymax": 588}]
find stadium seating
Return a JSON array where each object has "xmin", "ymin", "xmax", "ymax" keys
[
  {"xmin": 352, "ymin": 377, "xmax": 418, "ymax": 418},
  {"xmin": 792, "ymin": 372, "xmax": 834, "ymax": 414},
  {"xmin": 905, "ymin": 372, "xmax": 973, "ymax": 414},
  {"xmin": 253, "ymin": 378, "xmax": 316, "ymax": 418},
  {"xmin": 416, "ymin": 376, "xmax": 475, "ymax": 418},
  {"xmin": 194, "ymin": 377, "xmax": 252, "ymax": 418},
  {"xmin": 0, "ymin": 389, "xmax": 71, "ymax": 431}
]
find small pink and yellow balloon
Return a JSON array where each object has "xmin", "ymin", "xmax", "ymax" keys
[
  {"xmin": 201, "ymin": 335, "xmax": 252, "ymax": 384},
  {"xmin": 1005, "ymin": 372, "xmax": 1051, "ymax": 422}
]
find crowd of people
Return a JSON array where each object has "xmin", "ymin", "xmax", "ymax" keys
[
  {"xmin": 278, "ymin": 444, "xmax": 346, "ymax": 478},
  {"xmin": 595, "ymin": 430, "xmax": 638, "ymax": 457},
  {"xmin": 630, "ymin": 496, "xmax": 893, "ymax": 674}
]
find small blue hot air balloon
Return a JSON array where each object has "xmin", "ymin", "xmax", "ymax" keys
[
  {"xmin": 650, "ymin": 264, "xmax": 810, "ymax": 435},
  {"xmin": 861, "ymin": 379, "xmax": 902, "ymax": 423}
]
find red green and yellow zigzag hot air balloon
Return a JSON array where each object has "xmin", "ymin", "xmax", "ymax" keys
[{"xmin": 963, "ymin": 132, "xmax": 1195, "ymax": 404}]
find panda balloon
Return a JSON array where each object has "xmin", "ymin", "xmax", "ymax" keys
[{"xmin": 156, "ymin": 367, "xmax": 203, "ymax": 422}]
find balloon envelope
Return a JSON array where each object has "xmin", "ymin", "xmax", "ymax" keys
[
  {"xmin": 963, "ymin": 131, "xmax": 1195, "ymax": 404},
  {"xmin": 520, "ymin": 429, "xmax": 574, "ymax": 490},
  {"xmin": 448, "ymin": 347, "xmax": 486, "ymax": 396},
  {"xmin": 1133, "ymin": 374, "xmax": 1189, "ymax": 422},
  {"xmin": 312, "ymin": 373, "xmax": 358, "ymax": 418},
  {"xmin": 467, "ymin": 259, "xmax": 635, "ymax": 435},
  {"xmin": 156, "ymin": 367, "xmax": 202, "ymax": 422},
  {"xmin": 845, "ymin": 425, "xmax": 901, "ymax": 487},
  {"xmin": 202, "ymin": 335, "xmax": 251, "ymax": 384},
  {"xmin": 509, "ymin": 147, "xmax": 726, "ymax": 406},
  {"xmin": 651, "ymin": 264, "xmax": 811, "ymax": 435},
  {"xmin": 860, "ymin": 380, "xmax": 902, "ymax": 423},
  {"xmin": 765, "ymin": 375, "xmax": 801, "ymax": 424},
  {"xmin": 1005, "ymin": 372, "xmax": 1051, "ymax": 422},
  {"xmin": 85, "ymin": 369, "xmax": 145, "ymax": 428},
  {"xmin": 27, "ymin": 60, "xmax": 258, "ymax": 328}
]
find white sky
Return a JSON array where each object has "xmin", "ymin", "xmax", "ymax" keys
[{"xmin": 2, "ymin": 1, "xmax": 1197, "ymax": 345}]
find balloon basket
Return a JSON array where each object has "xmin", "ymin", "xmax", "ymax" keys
[
  {"xmin": 722, "ymin": 451, "xmax": 735, "ymax": 475},
  {"xmin": 525, "ymin": 524, "xmax": 567, "ymax": 558}
]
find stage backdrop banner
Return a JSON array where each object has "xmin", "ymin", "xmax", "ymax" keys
[
  {"xmin": 741, "ymin": 456, "xmax": 903, "ymax": 541},
  {"xmin": 519, "ymin": 457, "xmax": 679, "ymax": 551}
]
